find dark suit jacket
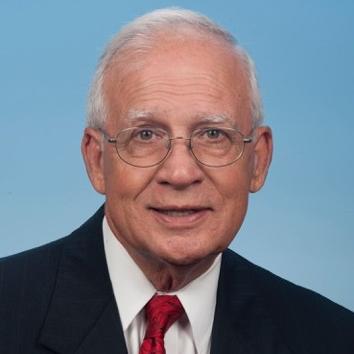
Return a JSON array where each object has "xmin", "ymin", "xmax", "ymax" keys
[{"xmin": 1, "ymin": 207, "xmax": 353, "ymax": 354}]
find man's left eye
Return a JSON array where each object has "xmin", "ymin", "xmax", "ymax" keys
[
  {"xmin": 204, "ymin": 129, "xmax": 224, "ymax": 139},
  {"xmin": 138, "ymin": 129, "xmax": 154, "ymax": 140}
]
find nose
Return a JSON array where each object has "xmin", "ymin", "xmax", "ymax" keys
[{"xmin": 155, "ymin": 137, "xmax": 204, "ymax": 189}]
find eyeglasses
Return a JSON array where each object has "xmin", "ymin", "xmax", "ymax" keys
[{"xmin": 99, "ymin": 126, "xmax": 253, "ymax": 168}]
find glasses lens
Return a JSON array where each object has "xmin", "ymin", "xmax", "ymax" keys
[
  {"xmin": 191, "ymin": 128, "xmax": 244, "ymax": 167},
  {"xmin": 115, "ymin": 127, "xmax": 169, "ymax": 167}
]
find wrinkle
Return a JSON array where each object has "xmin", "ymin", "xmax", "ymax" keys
[{"xmin": 121, "ymin": 74, "xmax": 235, "ymax": 100}]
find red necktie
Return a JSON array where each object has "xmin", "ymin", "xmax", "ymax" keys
[{"xmin": 139, "ymin": 295, "xmax": 184, "ymax": 354}]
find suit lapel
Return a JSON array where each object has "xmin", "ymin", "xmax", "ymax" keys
[
  {"xmin": 38, "ymin": 207, "xmax": 128, "ymax": 354},
  {"xmin": 75, "ymin": 298, "xmax": 127, "ymax": 354},
  {"xmin": 210, "ymin": 250, "xmax": 293, "ymax": 354}
]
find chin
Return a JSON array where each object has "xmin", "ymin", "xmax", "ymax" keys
[{"xmin": 157, "ymin": 246, "xmax": 220, "ymax": 268}]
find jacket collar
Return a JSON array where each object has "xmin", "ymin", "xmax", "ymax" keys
[{"xmin": 38, "ymin": 206, "xmax": 127, "ymax": 354}]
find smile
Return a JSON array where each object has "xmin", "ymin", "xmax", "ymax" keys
[
  {"xmin": 155, "ymin": 209, "xmax": 200, "ymax": 217},
  {"xmin": 148, "ymin": 206, "xmax": 212, "ymax": 227}
]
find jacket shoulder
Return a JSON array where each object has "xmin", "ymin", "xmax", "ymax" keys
[
  {"xmin": 0, "ymin": 206, "xmax": 105, "ymax": 353},
  {"xmin": 0, "ymin": 236, "xmax": 67, "ymax": 352},
  {"xmin": 0, "ymin": 206, "xmax": 104, "ymax": 293},
  {"xmin": 222, "ymin": 249, "xmax": 354, "ymax": 352},
  {"xmin": 0, "ymin": 236, "xmax": 66, "ymax": 293}
]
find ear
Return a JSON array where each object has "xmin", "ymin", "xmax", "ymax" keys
[
  {"xmin": 249, "ymin": 126, "xmax": 273, "ymax": 193},
  {"xmin": 81, "ymin": 127, "xmax": 106, "ymax": 194}
]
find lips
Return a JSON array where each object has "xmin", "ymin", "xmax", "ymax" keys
[
  {"xmin": 148, "ymin": 205, "xmax": 212, "ymax": 227},
  {"xmin": 152, "ymin": 208, "xmax": 203, "ymax": 217}
]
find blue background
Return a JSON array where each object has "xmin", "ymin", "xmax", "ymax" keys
[{"xmin": 1, "ymin": 1, "xmax": 353, "ymax": 310}]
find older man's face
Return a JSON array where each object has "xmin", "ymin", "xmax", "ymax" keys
[{"xmin": 83, "ymin": 36, "xmax": 272, "ymax": 270}]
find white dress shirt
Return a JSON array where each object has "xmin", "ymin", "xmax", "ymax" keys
[{"xmin": 103, "ymin": 217, "xmax": 221, "ymax": 354}]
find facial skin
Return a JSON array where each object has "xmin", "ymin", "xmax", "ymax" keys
[{"xmin": 82, "ymin": 33, "xmax": 273, "ymax": 291}]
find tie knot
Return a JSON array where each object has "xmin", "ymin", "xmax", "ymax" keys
[{"xmin": 145, "ymin": 294, "xmax": 184, "ymax": 336}]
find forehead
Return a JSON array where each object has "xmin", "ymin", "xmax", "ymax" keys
[{"xmin": 103, "ymin": 35, "xmax": 252, "ymax": 130}]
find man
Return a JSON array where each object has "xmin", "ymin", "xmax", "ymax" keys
[{"xmin": 0, "ymin": 8, "xmax": 353, "ymax": 354}]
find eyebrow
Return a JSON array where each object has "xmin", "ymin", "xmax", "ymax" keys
[
  {"xmin": 126, "ymin": 110, "xmax": 153, "ymax": 122},
  {"xmin": 125, "ymin": 110, "xmax": 238, "ymax": 128},
  {"xmin": 196, "ymin": 113, "xmax": 235, "ymax": 126}
]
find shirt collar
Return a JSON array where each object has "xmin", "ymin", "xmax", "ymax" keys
[
  {"xmin": 173, "ymin": 254, "xmax": 221, "ymax": 354},
  {"xmin": 103, "ymin": 216, "xmax": 221, "ymax": 354},
  {"xmin": 103, "ymin": 217, "xmax": 156, "ymax": 330}
]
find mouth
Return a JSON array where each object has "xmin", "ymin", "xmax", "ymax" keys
[
  {"xmin": 148, "ymin": 206, "xmax": 212, "ymax": 227},
  {"xmin": 153, "ymin": 209, "xmax": 202, "ymax": 216}
]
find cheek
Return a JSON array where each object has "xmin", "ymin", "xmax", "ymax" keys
[
  {"xmin": 212, "ymin": 168, "xmax": 250, "ymax": 232},
  {"xmin": 214, "ymin": 164, "xmax": 251, "ymax": 200},
  {"xmin": 103, "ymin": 154, "xmax": 155, "ymax": 201},
  {"xmin": 103, "ymin": 163, "xmax": 156, "ymax": 246}
]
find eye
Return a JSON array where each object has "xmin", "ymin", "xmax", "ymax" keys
[
  {"xmin": 131, "ymin": 127, "xmax": 166, "ymax": 143},
  {"xmin": 137, "ymin": 129, "xmax": 154, "ymax": 140},
  {"xmin": 205, "ymin": 128, "xmax": 223, "ymax": 139},
  {"xmin": 194, "ymin": 127, "xmax": 234, "ymax": 145},
  {"xmin": 199, "ymin": 128, "xmax": 228, "ymax": 141}
]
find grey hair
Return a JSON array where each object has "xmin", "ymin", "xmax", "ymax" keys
[{"xmin": 86, "ymin": 8, "xmax": 263, "ymax": 129}]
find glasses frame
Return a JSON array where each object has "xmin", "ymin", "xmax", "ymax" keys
[{"xmin": 99, "ymin": 127, "xmax": 253, "ymax": 168}]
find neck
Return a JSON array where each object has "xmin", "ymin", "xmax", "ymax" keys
[{"xmin": 131, "ymin": 253, "xmax": 217, "ymax": 292}]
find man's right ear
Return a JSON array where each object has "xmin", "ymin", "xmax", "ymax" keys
[{"xmin": 81, "ymin": 127, "xmax": 106, "ymax": 194}]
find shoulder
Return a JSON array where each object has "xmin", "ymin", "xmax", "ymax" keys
[
  {"xmin": 0, "ymin": 206, "xmax": 104, "ymax": 289},
  {"xmin": 0, "ymin": 206, "xmax": 105, "ymax": 352},
  {"xmin": 0, "ymin": 233, "xmax": 74, "ymax": 326},
  {"xmin": 0, "ymin": 236, "xmax": 66, "ymax": 296},
  {"xmin": 0, "ymin": 206, "xmax": 104, "ymax": 301},
  {"xmin": 0, "ymin": 234, "xmax": 68, "ymax": 351},
  {"xmin": 221, "ymin": 249, "xmax": 354, "ymax": 351}
]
